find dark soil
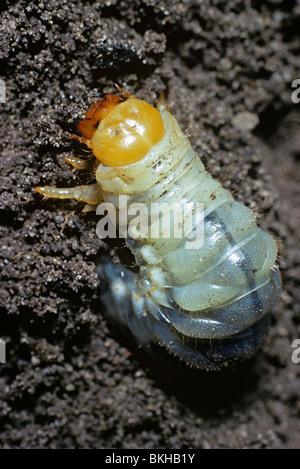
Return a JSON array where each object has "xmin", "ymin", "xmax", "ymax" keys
[{"xmin": 0, "ymin": 0, "xmax": 300, "ymax": 449}]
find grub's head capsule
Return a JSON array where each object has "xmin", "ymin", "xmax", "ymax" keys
[{"xmin": 77, "ymin": 92, "xmax": 165, "ymax": 167}]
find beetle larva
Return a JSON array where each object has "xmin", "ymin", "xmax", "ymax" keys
[{"xmin": 36, "ymin": 86, "xmax": 281, "ymax": 370}]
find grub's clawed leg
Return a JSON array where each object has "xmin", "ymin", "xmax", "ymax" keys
[
  {"xmin": 71, "ymin": 132, "xmax": 91, "ymax": 147},
  {"xmin": 64, "ymin": 153, "xmax": 93, "ymax": 170},
  {"xmin": 35, "ymin": 183, "xmax": 103, "ymax": 211}
]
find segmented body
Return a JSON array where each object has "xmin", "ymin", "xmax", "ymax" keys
[
  {"xmin": 36, "ymin": 90, "xmax": 281, "ymax": 370},
  {"xmin": 96, "ymin": 102, "xmax": 281, "ymax": 370}
]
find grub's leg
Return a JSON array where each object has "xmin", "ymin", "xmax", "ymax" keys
[
  {"xmin": 36, "ymin": 183, "xmax": 103, "ymax": 207},
  {"xmin": 156, "ymin": 92, "xmax": 166, "ymax": 111},
  {"xmin": 71, "ymin": 133, "xmax": 91, "ymax": 147},
  {"xmin": 82, "ymin": 204, "xmax": 98, "ymax": 213},
  {"xmin": 114, "ymin": 83, "xmax": 132, "ymax": 99},
  {"xmin": 64, "ymin": 153, "xmax": 93, "ymax": 170}
]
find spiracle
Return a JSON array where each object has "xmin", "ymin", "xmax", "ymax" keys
[{"xmin": 36, "ymin": 86, "xmax": 281, "ymax": 370}]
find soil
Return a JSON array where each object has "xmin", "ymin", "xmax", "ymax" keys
[{"xmin": 0, "ymin": 0, "xmax": 300, "ymax": 449}]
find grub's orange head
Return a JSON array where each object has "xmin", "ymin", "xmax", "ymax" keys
[{"xmin": 76, "ymin": 92, "xmax": 165, "ymax": 167}]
